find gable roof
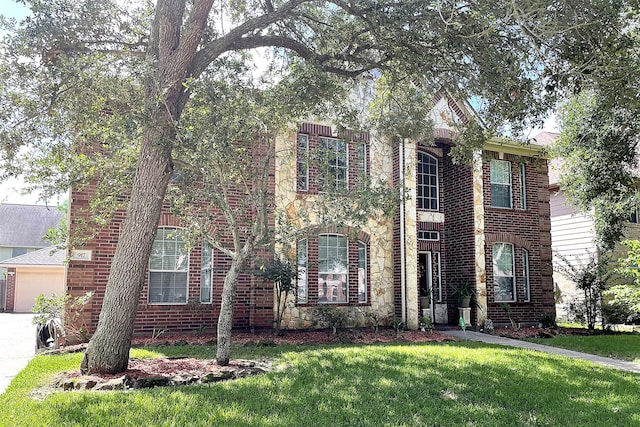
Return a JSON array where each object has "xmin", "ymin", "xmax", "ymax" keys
[
  {"xmin": 0, "ymin": 204, "xmax": 64, "ymax": 248},
  {"xmin": 0, "ymin": 247, "xmax": 66, "ymax": 267}
]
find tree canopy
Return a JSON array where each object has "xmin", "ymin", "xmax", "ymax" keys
[
  {"xmin": 552, "ymin": 1, "xmax": 640, "ymax": 250},
  {"xmin": 0, "ymin": 0, "xmax": 624, "ymax": 373}
]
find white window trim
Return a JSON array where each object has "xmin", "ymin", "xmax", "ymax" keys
[
  {"xmin": 297, "ymin": 134, "xmax": 309, "ymax": 192},
  {"xmin": 148, "ymin": 227, "xmax": 190, "ymax": 305},
  {"xmin": 318, "ymin": 233, "xmax": 349, "ymax": 304},
  {"xmin": 493, "ymin": 242, "xmax": 516, "ymax": 303},
  {"xmin": 490, "ymin": 159, "xmax": 513, "ymax": 209},
  {"xmin": 318, "ymin": 137, "xmax": 348, "ymax": 192},
  {"xmin": 200, "ymin": 242, "xmax": 213, "ymax": 304},
  {"xmin": 519, "ymin": 163, "xmax": 527, "ymax": 210},
  {"xmin": 417, "ymin": 152, "xmax": 439, "ymax": 211},
  {"xmin": 522, "ymin": 248, "xmax": 530, "ymax": 302},
  {"xmin": 297, "ymin": 239, "xmax": 308, "ymax": 304},
  {"xmin": 418, "ymin": 230, "xmax": 440, "ymax": 241},
  {"xmin": 358, "ymin": 241, "xmax": 367, "ymax": 303}
]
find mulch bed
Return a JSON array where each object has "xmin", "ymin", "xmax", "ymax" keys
[{"xmin": 44, "ymin": 326, "xmax": 594, "ymax": 391}]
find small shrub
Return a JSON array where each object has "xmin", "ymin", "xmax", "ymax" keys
[
  {"xmin": 313, "ymin": 306, "xmax": 349, "ymax": 334},
  {"xmin": 392, "ymin": 316, "xmax": 404, "ymax": 337},
  {"xmin": 538, "ymin": 312, "xmax": 557, "ymax": 329},
  {"xmin": 500, "ymin": 303, "xmax": 520, "ymax": 332},
  {"xmin": 419, "ymin": 316, "xmax": 433, "ymax": 333},
  {"xmin": 32, "ymin": 291, "xmax": 94, "ymax": 342}
]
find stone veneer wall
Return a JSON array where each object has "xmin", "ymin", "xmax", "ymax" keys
[
  {"xmin": 482, "ymin": 152, "xmax": 555, "ymax": 325},
  {"xmin": 277, "ymin": 125, "xmax": 396, "ymax": 329}
]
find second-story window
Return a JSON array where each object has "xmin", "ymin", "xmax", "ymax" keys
[
  {"xmin": 491, "ymin": 159, "xmax": 512, "ymax": 208},
  {"xmin": 318, "ymin": 137, "xmax": 348, "ymax": 192},
  {"xmin": 297, "ymin": 134, "xmax": 309, "ymax": 191},
  {"xmin": 417, "ymin": 152, "xmax": 439, "ymax": 210}
]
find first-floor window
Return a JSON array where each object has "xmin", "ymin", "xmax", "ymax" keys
[
  {"xmin": 297, "ymin": 239, "xmax": 308, "ymax": 303},
  {"xmin": 358, "ymin": 241, "xmax": 367, "ymax": 303},
  {"xmin": 200, "ymin": 242, "xmax": 213, "ymax": 304},
  {"xmin": 149, "ymin": 227, "xmax": 189, "ymax": 304},
  {"xmin": 522, "ymin": 249, "xmax": 530, "ymax": 302},
  {"xmin": 318, "ymin": 234, "xmax": 348, "ymax": 303},
  {"xmin": 493, "ymin": 242, "xmax": 515, "ymax": 302}
]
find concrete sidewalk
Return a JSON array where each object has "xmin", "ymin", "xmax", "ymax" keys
[
  {"xmin": 0, "ymin": 313, "xmax": 37, "ymax": 394},
  {"xmin": 445, "ymin": 329, "xmax": 640, "ymax": 374}
]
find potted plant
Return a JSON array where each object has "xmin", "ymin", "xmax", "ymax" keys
[
  {"xmin": 451, "ymin": 283, "xmax": 476, "ymax": 308},
  {"xmin": 418, "ymin": 262, "xmax": 431, "ymax": 309},
  {"xmin": 420, "ymin": 285, "xmax": 431, "ymax": 309}
]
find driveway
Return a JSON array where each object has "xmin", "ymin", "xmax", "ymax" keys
[{"xmin": 0, "ymin": 313, "xmax": 36, "ymax": 394}]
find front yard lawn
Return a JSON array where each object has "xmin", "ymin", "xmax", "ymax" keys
[
  {"xmin": 1, "ymin": 341, "xmax": 638, "ymax": 426},
  {"xmin": 526, "ymin": 333, "xmax": 640, "ymax": 363}
]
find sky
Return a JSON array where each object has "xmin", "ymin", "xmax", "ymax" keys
[
  {"xmin": 0, "ymin": 1, "xmax": 41, "ymax": 204},
  {"xmin": 0, "ymin": 0, "xmax": 559, "ymax": 206}
]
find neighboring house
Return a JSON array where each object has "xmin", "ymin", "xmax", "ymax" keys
[
  {"xmin": 537, "ymin": 131, "xmax": 640, "ymax": 320},
  {"xmin": 66, "ymin": 97, "xmax": 555, "ymax": 335},
  {"xmin": 0, "ymin": 248, "xmax": 66, "ymax": 313},
  {"xmin": 0, "ymin": 204, "xmax": 64, "ymax": 312}
]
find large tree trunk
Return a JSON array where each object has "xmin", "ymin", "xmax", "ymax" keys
[
  {"xmin": 216, "ymin": 254, "xmax": 249, "ymax": 365},
  {"xmin": 81, "ymin": 129, "xmax": 173, "ymax": 374},
  {"xmin": 80, "ymin": 0, "xmax": 214, "ymax": 374}
]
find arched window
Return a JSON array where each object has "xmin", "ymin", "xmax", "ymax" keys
[
  {"xmin": 417, "ymin": 152, "xmax": 438, "ymax": 210},
  {"xmin": 149, "ymin": 227, "xmax": 189, "ymax": 304}
]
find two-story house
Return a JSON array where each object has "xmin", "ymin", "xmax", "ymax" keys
[{"xmin": 65, "ymin": 98, "xmax": 555, "ymax": 334}]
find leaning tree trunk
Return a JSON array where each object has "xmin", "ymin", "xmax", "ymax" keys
[
  {"xmin": 79, "ymin": 0, "xmax": 214, "ymax": 374},
  {"xmin": 81, "ymin": 130, "xmax": 173, "ymax": 374},
  {"xmin": 216, "ymin": 254, "xmax": 250, "ymax": 365}
]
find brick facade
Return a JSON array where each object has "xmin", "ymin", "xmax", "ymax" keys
[
  {"xmin": 67, "ymin": 190, "xmax": 274, "ymax": 338},
  {"xmin": 66, "ymin": 123, "xmax": 554, "ymax": 335},
  {"xmin": 481, "ymin": 152, "xmax": 554, "ymax": 325}
]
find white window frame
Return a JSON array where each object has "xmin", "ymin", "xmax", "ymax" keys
[
  {"xmin": 200, "ymin": 241, "xmax": 213, "ymax": 304},
  {"xmin": 418, "ymin": 230, "xmax": 440, "ymax": 241},
  {"xmin": 297, "ymin": 239, "xmax": 308, "ymax": 304},
  {"xmin": 434, "ymin": 252, "xmax": 442, "ymax": 302},
  {"xmin": 519, "ymin": 163, "xmax": 527, "ymax": 209},
  {"xmin": 149, "ymin": 227, "xmax": 189, "ymax": 305},
  {"xmin": 318, "ymin": 137, "xmax": 348, "ymax": 192},
  {"xmin": 358, "ymin": 241, "xmax": 367, "ymax": 303},
  {"xmin": 490, "ymin": 159, "xmax": 512, "ymax": 208},
  {"xmin": 417, "ymin": 152, "xmax": 439, "ymax": 210},
  {"xmin": 522, "ymin": 248, "xmax": 530, "ymax": 302},
  {"xmin": 318, "ymin": 234, "xmax": 348, "ymax": 303},
  {"xmin": 297, "ymin": 134, "xmax": 309, "ymax": 192},
  {"xmin": 357, "ymin": 142, "xmax": 367, "ymax": 174},
  {"xmin": 493, "ymin": 242, "xmax": 516, "ymax": 302}
]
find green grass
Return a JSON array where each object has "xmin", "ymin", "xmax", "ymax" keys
[
  {"xmin": 1, "ymin": 342, "xmax": 639, "ymax": 426},
  {"xmin": 527, "ymin": 333, "xmax": 640, "ymax": 363}
]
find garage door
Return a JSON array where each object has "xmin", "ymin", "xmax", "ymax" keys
[{"xmin": 14, "ymin": 268, "xmax": 65, "ymax": 313}]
